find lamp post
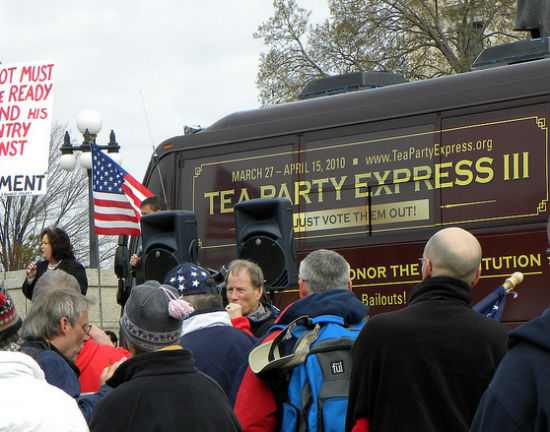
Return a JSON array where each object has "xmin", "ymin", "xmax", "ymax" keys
[{"xmin": 59, "ymin": 109, "xmax": 121, "ymax": 268}]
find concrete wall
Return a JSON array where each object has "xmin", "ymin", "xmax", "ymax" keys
[{"xmin": 2, "ymin": 269, "xmax": 123, "ymax": 334}]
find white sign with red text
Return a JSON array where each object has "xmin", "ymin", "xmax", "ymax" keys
[{"xmin": 0, "ymin": 60, "xmax": 54, "ymax": 196}]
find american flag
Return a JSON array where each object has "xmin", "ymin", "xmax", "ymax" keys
[
  {"xmin": 473, "ymin": 285, "xmax": 507, "ymax": 321},
  {"xmin": 90, "ymin": 143, "xmax": 153, "ymax": 235}
]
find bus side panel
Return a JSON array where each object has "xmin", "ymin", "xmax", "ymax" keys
[{"xmin": 333, "ymin": 227, "xmax": 549, "ymax": 325}]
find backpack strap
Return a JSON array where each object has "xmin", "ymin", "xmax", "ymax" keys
[
  {"xmin": 311, "ymin": 315, "xmax": 345, "ymax": 326},
  {"xmin": 249, "ymin": 315, "xmax": 321, "ymax": 374}
]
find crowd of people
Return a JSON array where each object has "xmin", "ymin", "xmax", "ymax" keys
[{"xmin": 0, "ymin": 221, "xmax": 547, "ymax": 431}]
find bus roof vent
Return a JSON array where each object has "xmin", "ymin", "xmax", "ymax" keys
[
  {"xmin": 471, "ymin": 37, "xmax": 549, "ymax": 70},
  {"xmin": 184, "ymin": 125, "xmax": 203, "ymax": 135},
  {"xmin": 297, "ymin": 71, "xmax": 408, "ymax": 100}
]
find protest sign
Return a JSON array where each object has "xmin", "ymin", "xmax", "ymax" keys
[{"xmin": 0, "ymin": 60, "xmax": 54, "ymax": 196}]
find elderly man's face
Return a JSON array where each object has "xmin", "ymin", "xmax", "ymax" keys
[
  {"xmin": 226, "ymin": 268, "xmax": 262, "ymax": 316},
  {"xmin": 63, "ymin": 310, "xmax": 90, "ymax": 362}
]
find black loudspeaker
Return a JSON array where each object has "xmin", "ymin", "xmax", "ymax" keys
[
  {"xmin": 234, "ymin": 198, "xmax": 298, "ymax": 291},
  {"xmin": 141, "ymin": 210, "xmax": 199, "ymax": 283}
]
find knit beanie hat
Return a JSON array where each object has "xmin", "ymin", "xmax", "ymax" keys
[
  {"xmin": 0, "ymin": 289, "xmax": 22, "ymax": 343},
  {"xmin": 120, "ymin": 280, "xmax": 194, "ymax": 352},
  {"xmin": 164, "ymin": 262, "xmax": 217, "ymax": 296}
]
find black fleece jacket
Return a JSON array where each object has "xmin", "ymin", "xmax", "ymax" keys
[
  {"xmin": 346, "ymin": 276, "xmax": 509, "ymax": 432},
  {"xmin": 89, "ymin": 347, "xmax": 241, "ymax": 432}
]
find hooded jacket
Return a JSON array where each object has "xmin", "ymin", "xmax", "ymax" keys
[
  {"xmin": 75, "ymin": 338, "xmax": 130, "ymax": 393},
  {"xmin": 180, "ymin": 308, "xmax": 258, "ymax": 398},
  {"xmin": 234, "ymin": 289, "xmax": 369, "ymax": 432},
  {"xmin": 0, "ymin": 351, "xmax": 89, "ymax": 432},
  {"xmin": 470, "ymin": 307, "xmax": 549, "ymax": 432}
]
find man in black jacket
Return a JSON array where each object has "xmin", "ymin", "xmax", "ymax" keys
[{"xmin": 346, "ymin": 227, "xmax": 509, "ymax": 432}]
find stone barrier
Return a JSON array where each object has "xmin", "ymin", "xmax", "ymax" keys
[{"xmin": 2, "ymin": 269, "xmax": 123, "ymax": 334}]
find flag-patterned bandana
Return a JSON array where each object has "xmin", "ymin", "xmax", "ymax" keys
[{"xmin": 163, "ymin": 263, "xmax": 216, "ymax": 296}]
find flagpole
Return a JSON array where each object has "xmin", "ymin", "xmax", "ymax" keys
[
  {"xmin": 59, "ymin": 109, "xmax": 121, "ymax": 331},
  {"xmin": 87, "ymin": 168, "xmax": 99, "ymax": 269},
  {"xmin": 96, "ymin": 246, "xmax": 104, "ymax": 329},
  {"xmin": 88, "ymin": 165, "xmax": 103, "ymax": 327},
  {"xmin": 503, "ymin": 272, "xmax": 523, "ymax": 293}
]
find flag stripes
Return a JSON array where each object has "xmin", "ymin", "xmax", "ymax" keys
[{"xmin": 90, "ymin": 144, "xmax": 153, "ymax": 235}]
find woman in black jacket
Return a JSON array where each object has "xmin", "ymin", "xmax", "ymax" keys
[{"xmin": 22, "ymin": 227, "xmax": 87, "ymax": 299}]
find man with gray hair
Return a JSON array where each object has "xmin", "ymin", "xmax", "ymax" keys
[
  {"xmin": 0, "ymin": 285, "xmax": 89, "ymax": 431},
  {"xmin": 346, "ymin": 227, "xmax": 509, "ymax": 432},
  {"xmin": 234, "ymin": 249, "xmax": 369, "ymax": 430},
  {"xmin": 298, "ymin": 248, "xmax": 352, "ymax": 296},
  {"xmin": 21, "ymin": 287, "xmax": 120, "ymax": 423},
  {"xmin": 225, "ymin": 259, "xmax": 279, "ymax": 337}
]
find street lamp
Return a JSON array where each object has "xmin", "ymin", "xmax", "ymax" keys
[{"xmin": 60, "ymin": 109, "xmax": 121, "ymax": 268}]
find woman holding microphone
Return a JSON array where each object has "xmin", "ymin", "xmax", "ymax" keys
[{"xmin": 22, "ymin": 227, "xmax": 88, "ymax": 300}]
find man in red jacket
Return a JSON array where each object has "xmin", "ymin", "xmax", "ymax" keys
[
  {"xmin": 233, "ymin": 249, "xmax": 369, "ymax": 431},
  {"xmin": 76, "ymin": 326, "xmax": 130, "ymax": 393}
]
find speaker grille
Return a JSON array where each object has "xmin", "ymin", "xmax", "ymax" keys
[
  {"xmin": 240, "ymin": 236, "xmax": 285, "ymax": 288},
  {"xmin": 143, "ymin": 248, "xmax": 179, "ymax": 283}
]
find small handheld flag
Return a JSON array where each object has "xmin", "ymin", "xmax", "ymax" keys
[{"xmin": 473, "ymin": 272, "xmax": 523, "ymax": 320}]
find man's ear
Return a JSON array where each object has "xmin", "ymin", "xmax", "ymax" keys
[
  {"xmin": 126, "ymin": 340, "xmax": 138, "ymax": 357},
  {"xmin": 422, "ymin": 258, "xmax": 432, "ymax": 280},
  {"xmin": 347, "ymin": 280, "xmax": 352, "ymax": 291},
  {"xmin": 299, "ymin": 279, "xmax": 308, "ymax": 298},
  {"xmin": 470, "ymin": 267, "xmax": 481, "ymax": 288},
  {"xmin": 256, "ymin": 285, "xmax": 264, "ymax": 301},
  {"xmin": 58, "ymin": 317, "xmax": 70, "ymax": 336}
]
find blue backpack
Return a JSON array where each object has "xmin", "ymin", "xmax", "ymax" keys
[{"xmin": 249, "ymin": 315, "xmax": 364, "ymax": 432}]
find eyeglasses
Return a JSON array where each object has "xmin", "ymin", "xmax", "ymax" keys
[{"xmin": 83, "ymin": 324, "xmax": 92, "ymax": 335}]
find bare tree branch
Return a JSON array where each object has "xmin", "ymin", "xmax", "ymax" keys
[
  {"xmin": 255, "ymin": 0, "xmax": 521, "ymax": 105},
  {"xmin": 0, "ymin": 121, "xmax": 116, "ymax": 271}
]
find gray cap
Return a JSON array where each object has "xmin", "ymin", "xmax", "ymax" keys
[{"xmin": 120, "ymin": 280, "xmax": 185, "ymax": 352}]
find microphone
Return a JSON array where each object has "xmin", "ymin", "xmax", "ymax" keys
[
  {"xmin": 26, "ymin": 256, "xmax": 41, "ymax": 274},
  {"xmin": 130, "ymin": 249, "xmax": 143, "ymax": 276}
]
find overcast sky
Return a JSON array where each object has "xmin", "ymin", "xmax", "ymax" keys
[{"xmin": 0, "ymin": 1, "xmax": 328, "ymax": 180}]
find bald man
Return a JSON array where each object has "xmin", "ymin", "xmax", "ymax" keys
[{"xmin": 346, "ymin": 227, "xmax": 509, "ymax": 432}]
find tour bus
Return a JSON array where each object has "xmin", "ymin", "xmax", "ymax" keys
[{"xmin": 122, "ymin": 55, "xmax": 549, "ymax": 327}]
